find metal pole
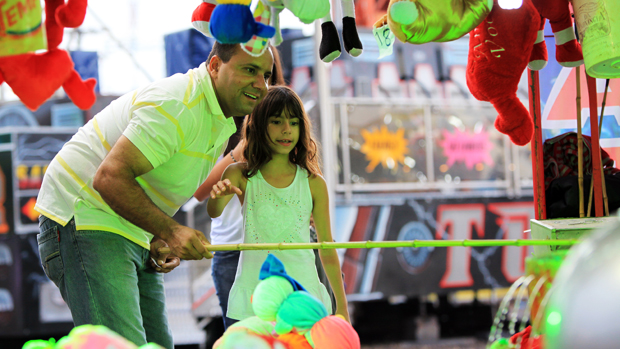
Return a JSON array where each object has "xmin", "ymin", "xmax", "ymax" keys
[
  {"xmin": 158, "ymin": 239, "xmax": 580, "ymax": 254},
  {"xmin": 314, "ymin": 21, "xmax": 336, "ymax": 233}
]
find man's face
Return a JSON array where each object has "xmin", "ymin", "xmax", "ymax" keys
[{"xmin": 209, "ymin": 46, "xmax": 274, "ymax": 117}]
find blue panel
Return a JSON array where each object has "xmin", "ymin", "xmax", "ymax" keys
[
  {"xmin": 69, "ymin": 51, "xmax": 99, "ymax": 93},
  {"xmin": 165, "ymin": 29, "xmax": 215, "ymax": 77}
]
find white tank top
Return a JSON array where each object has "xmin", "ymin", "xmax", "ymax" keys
[
  {"xmin": 209, "ymin": 196, "xmax": 244, "ymax": 245},
  {"xmin": 226, "ymin": 165, "xmax": 332, "ymax": 320}
]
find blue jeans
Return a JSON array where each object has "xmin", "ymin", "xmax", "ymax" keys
[
  {"xmin": 211, "ymin": 250, "xmax": 240, "ymax": 329},
  {"xmin": 37, "ymin": 216, "xmax": 173, "ymax": 349}
]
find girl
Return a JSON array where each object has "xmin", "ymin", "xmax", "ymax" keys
[{"xmin": 207, "ymin": 85, "xmax": 350, "ymax": 323}]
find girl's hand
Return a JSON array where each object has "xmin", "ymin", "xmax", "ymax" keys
[{"xmin": 210, "ymin": 179, "xmax": 242, "ymax": 199}]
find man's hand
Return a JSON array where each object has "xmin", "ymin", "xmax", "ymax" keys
[
  {"xmin": 210, "ymin": 179, "xmax": 242, "ymax": 199},
  {"xmin": 164, "ymin": 225, "xmax": 213, "ymax": 260},
  {"xmin": 149, "ymin": 237, "xmax": 180, "ymax": 273}
]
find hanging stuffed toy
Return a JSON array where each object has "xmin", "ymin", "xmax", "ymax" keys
[
  {"xmin": 528, "ymin": 0, "xmax": 583, "ymax": 70},
  {"xmin": 191, "ymin": 0, "xmax": 219, "ymax": 37},
  {"xmin": 0, "ymin": 0, "xmax": 97, "ymax": 111},
  {"xmin": 373, "ymin": 0, "xmax": 493, "ymax": 45},
  {"xmin": 207, "ymin": 0, "xmax": 276, "ymax": 44},
  {"xmin": 318, "ymin": 0, "xmax": 363, "ymax": 63},
  {"xmin": 466, "ymin": 0, "xmax": 540, "ymax": 146}
]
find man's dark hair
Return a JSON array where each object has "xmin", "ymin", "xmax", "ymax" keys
[
  {"xmin": 207, "ymin": 43, "xmax": 282, "ymax": 86},
  {"xmin": 207, "ymin": 42, "xmax": 239, "ymax": 63}
]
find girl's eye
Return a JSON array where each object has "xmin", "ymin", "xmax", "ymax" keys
[{"xmin": 246, "ymin": 67, "xmax": 256, "ymax": 74}]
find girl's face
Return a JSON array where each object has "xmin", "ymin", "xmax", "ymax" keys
[{"xmin": 266, "ymin": 110, "xmax": 300, "ymax": 156}]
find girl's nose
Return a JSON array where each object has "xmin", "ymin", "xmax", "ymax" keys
[{"xmin": 283, "ymin": 122, "xmax": 291, "ymax": 133}]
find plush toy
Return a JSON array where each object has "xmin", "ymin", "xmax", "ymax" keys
[
  {"xmin": 373, "ymin": 0, "xmax": 493, "ymax": 45},
  {"xmin": 509, "ymin": 326, "xmax": 543, "ymax": 349},
  {"xmin": 466, "ymin": 0, "xmax": 540, "ymax": 146},
  {"xmin": 22, "ymin": 324, "xmax": 164, "ymax": 349},
  {"xmin": 0, "ymin": 0, "xmax": 97, "ymax": 111},
  {"xmin": 318, "ymin": 0, "xmax": 363, "ymax": 63},
  {"xmin": 207, "ymin": 0, "xmax": 276, "ymax": 44},
  {"xmin": 263, "ymin": 0, "xmax": 330, "ymax": 25},
  {"xmin": 191, "ymin": 0, "xmax": 218, "ymax": 37},
  {"xmin": 528, "ymin": 0, "xmax": 583, "ymax": 70},
  {"xmin": 308, "ymin": 315, "xmax": 360, "ymax": 349}
]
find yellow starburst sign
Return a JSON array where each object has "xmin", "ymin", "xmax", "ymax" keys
[{"xmin": 360, "ymin": 126, "xmax": 409, "ymax": 172}]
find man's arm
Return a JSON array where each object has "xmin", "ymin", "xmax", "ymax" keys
[{"xmin": 93, "ymin": 135, "xmax": 212, "ymax": 260}]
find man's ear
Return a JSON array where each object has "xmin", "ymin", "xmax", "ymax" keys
[{"xmin": 208, "ymin": 55, "xmax": 222, "ymax": 77}]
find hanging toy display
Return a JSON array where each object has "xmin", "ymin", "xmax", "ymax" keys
[{"xmin": 191, "ymin": 0, "xmax": 363, "ymax": 62}]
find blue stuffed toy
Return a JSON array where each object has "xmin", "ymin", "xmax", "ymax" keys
[{"xmin": 209, "ymin": 0, "xmax": 276, "ymax": 44}]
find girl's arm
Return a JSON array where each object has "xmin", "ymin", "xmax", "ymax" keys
[
  {"xmin": 309, "ymin": 174, "xmax": 351, "ymax": 322},
  {"xmin": 194, "ymin": 141, "xmax": 245, "ymax": 202},
  {"xmin": 206, "ymin": 163, "xmax": 244, "ymax": 218}
]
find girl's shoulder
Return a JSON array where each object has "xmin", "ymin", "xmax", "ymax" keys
[
  {"xmin": 223, "ymin": 162, "xmax": 248, "ymax": 182},
  {"xmin": 307, "ymin": 172, "xmax": 327, "ymax": 194}
]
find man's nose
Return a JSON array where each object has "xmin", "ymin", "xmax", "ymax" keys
[{"xmin": 253, "ymin": 75, "xmax": 268, "ymax": 94}]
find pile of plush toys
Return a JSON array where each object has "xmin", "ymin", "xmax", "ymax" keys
[
  {"xmin": 21, "ymin": 255, "xmax": 358, "ymax": 349},
  {"xmin": 213, "ymin": 254, "xmax": 360, "ymax": 349}
]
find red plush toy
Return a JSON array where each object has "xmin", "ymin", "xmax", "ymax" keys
[
  {"xmin": 529, "ymin": 0, "xmax": 583, "ymax": 70},
  {"xmin": 509, "ymin": 326, "xmax": 543, "ymax": 349},
  {"xmin": 466, "ymin": 0, "xmax": 540, "ymax": 146},
  {"xmin": 0, "ymin": 0, "xmax": 96, "ymax": 111}
]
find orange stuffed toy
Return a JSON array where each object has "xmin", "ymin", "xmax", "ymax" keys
[
  {"xmin": 466, "ymin": 0, "xmax": 540, "ymax": 146},
  {"xmin": 0, "ymin": 0, "xmax": 97, "ymax": 111}
]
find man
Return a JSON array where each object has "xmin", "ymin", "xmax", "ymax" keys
[{"xmin": 34, "ymin": 43, "xmax": 275, "ymax": 349}]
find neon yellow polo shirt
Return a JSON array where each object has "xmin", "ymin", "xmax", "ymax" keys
[{"xmin": 35, "ymin": 63, "xmax": 235, "ymax": 249}]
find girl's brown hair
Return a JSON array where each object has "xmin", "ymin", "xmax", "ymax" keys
[{"xmin": 242, "ymin": 86, "xmax": 321, "ymax": 178}]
